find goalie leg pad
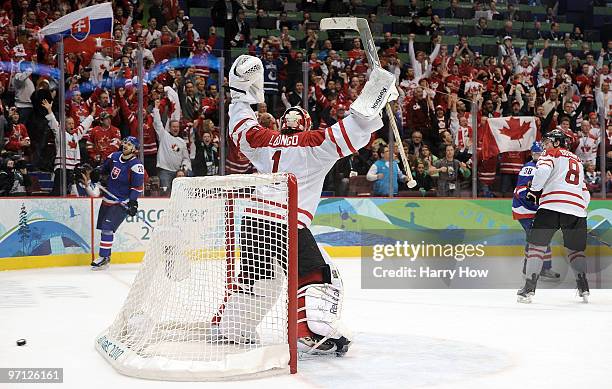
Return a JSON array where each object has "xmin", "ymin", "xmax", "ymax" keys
[
  {"xmin": 350, "ymin": 67, "xmax": 399, "ymax": 120},
  {"xmin": 219, "ymin": 276, "xmax": 283, "ymax": 344},
  {"xmin": 297, "ymin": 246, "xmax": 352, "ymax": 355}
]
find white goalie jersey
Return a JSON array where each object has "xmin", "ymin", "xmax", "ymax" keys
[
  {"xmin": 229, "ymin": 101, "xmax": 383, "ymax": 228},
  {"xmin": 531, "ymin": 147, "xmax": 591, "ymax": 218}
]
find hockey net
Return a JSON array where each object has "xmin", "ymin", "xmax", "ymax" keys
[{"xmin": 95, "ymin": 174, "xmax": 298, "ymax": 380}]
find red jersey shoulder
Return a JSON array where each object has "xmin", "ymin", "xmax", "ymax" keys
[
  {"xmin": 246, "ymin": 125, "xmax": 326, "ymax": 148},
  {"xmin": 543, "ymin": 148, "xmax": 562, "ymax": 158}
]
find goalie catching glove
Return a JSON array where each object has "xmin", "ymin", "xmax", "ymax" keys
[
  {"xmin": 229, "ymin": 55, "xmax": 265, "ymax": 104},
  {"xmin": 350, "ymin": 67, "xmax": 399, "ymax": 121}
]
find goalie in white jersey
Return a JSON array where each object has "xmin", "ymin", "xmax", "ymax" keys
[
  {"xmin": 224, "ymin": 55, "xmax": 398, "ymax": 355},
  {"xmin": 518, "ymin": 129, "xmax": 591, "ymax": 303}
]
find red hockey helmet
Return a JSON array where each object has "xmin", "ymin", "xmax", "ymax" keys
[{"xmin": 280, "ymin": 106, "xmax": 312, "ymax": 133}]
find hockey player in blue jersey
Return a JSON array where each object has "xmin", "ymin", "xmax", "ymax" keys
[
  {"xmin": 91, "ymin": 136, "xmax": 145, "ymax": 270},
  {"xmin": 512, "ymin": 141, "xmax": 560, "ymax": 280}
]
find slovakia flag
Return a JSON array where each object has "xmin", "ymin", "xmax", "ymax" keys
[{"xmin": 40, "ymin": 3, "xmax": 113, "ymax": 56}]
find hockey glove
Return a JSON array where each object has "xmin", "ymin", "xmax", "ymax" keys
[
  {"xmin": 127, "ymin": 200, "xmax": 138, "ymax": 217},
  {"xmin": 525, "ymin": 189, "xmax": 542, "ymax": 205},
  {"xmin": 350, "ymin": 67, "xmax": 399, "ymax": 121},
  {"xmin": 229, "ymin": 55, "xmax": 264, "ymax": 104}
]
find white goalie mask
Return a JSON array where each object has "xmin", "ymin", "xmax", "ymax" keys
[{"xmin": 280, "ymin": 106, "xmax": 312, "ymax": 133}]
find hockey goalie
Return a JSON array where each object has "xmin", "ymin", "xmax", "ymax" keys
[{"xmin": 224, "ymin": 55, "xmax": 398, "ymax": 356}]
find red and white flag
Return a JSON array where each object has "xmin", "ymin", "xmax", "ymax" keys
[{"xmin": 481, "ymin": 116, "xmax": 539, "ymax": 159}]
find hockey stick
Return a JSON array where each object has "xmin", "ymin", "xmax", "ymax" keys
[
  {"xmin": 320, "ymin": 17, "xmax": 417, "ymax": 188},
  {"xmin": 97, "ymin": 184, "xmax": 154, "ymax": 230}
]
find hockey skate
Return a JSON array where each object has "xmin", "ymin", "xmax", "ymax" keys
[
  {"xmin": 91, "ymin": 256, "xmax": 110, "ymax": 270},
  {"xmin": 576, "ymin": 273, "xmax": 590, "ymax": 303},
  {"xmin": 539, "ymin": 268, "xmax": 561, "ymax": 281},
  {"xmin": 517, "ymin": 273, "xmax": 538, "ymax": 303},
  {"xmin": 298, "ymin": 334, "xmax": 351, "ymax": 357}
]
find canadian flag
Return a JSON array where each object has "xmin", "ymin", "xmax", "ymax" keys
[{"xmin": 481, "ymin": 116, "xmax": 540, "ymax": 160}]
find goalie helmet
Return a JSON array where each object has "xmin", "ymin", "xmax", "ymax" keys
[
  {"xmin": 280, "ymin": 106, "xmax": 312, "ymax": 134},
  {"xmin": 543, "ymin": 129, "xmax": 567, "ymax": 148}
]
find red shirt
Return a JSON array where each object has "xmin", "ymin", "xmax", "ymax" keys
[{"xmin": 86, "ymin": 125, "xmax": 121, "ymax": 162}]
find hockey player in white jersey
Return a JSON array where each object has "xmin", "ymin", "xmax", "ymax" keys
[
  {"xmin": 224, "ymin": 55, "xmax": 398, "ymax": 355},
  {"xmin": 518, "ymin": 129, "xmax": 591, "ymax": 303}
]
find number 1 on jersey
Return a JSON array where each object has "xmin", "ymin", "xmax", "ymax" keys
[{"xmin": 271, "ymin": 150, "xmax": 281, "ymax": 173}]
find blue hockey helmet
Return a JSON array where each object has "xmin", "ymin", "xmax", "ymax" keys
[
  {"xmin": 530, "ymin": 141, "xmax": 543, "ymax": 153},
  {"xmin": 122, "ymin": 136, "xmax": 140, "ymax": 149}
]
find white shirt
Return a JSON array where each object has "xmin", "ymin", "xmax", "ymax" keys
[
  {"xmin": 531, "ymin": 148, "xmax": 590, "ymax": 217},
  {"xmin": 152, "ymin": 108, "xmax": 191, "ymax": 172}
]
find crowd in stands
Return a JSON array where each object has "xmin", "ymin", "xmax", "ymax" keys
[{"xmin": 0, "ymin": 0, "xmax": 611, "ymax": 198}]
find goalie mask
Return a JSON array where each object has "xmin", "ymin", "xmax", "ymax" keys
[{"xmin": 280, "ymin": 106, "xmax": 312, "ymax": 134}]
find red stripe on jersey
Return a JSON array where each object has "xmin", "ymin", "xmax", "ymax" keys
[
  {"xmin": 538, "ymin": 161, "xmax": 554, "ymax": 168},
  {"xmin": 539, "ymin": 199, "xmax": 585, "ymax": 209},
  {"xmin": 298, "ymin": 208, "xmax": 314, "ymax": 220},
  {"xmin": 541, "ymin": 191, "xmax": 584, "ymax": 200},
  {"xmin": 527, "ymin": 254, "xmax": 546, "ymax": 260},
  {"xmin": 327, "ymin": 127, "xmax": 344, "ymax": 157},
  {"xmin": 244, "ymin": 207, "xmax": 285, "ymax": 221},
  {"xmin": 338, "ymin": 119, "xmax": 357, "ymax": 154},
  {"xmin": 297, "ymin": 220, "xmax": 307, "ymax": 228},
  {"xmin": 232, "ymin": 118, "xmax": 252, "ymax": 135}
]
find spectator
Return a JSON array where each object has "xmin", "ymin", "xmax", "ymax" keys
[
  {"xmin": 262, "ymin": 51, "xmax": 282, "ymax": 116},
  {"xmin": 282, "ymin": 82, "xmax": 304, "ymax": 108},
  {"xmin": 70, "ymin": 163, "xmax": 101, "ymax": 197},
  {"xmin": 431, "ymin": 144, "xmax": 471, "ymax": 197},
  {"xmin": 4, "ymin": 107, "xmax": 30, "ymax": 156},
  {"xmin": 42, "ymin": 99, "xmax": 94, "ymax": 196},
  {"xmin": 0, "ymin": 157, "xmax": 31, "ymax": 196},
  {"xmin": 190, "ymin": 128, "xmax": 218, "ymax": 177},
  {"xmin": 446, "ymin": 0, "xmax": 460, "ymax": 18},
  {"xmin": 366, "ymin": 146, "xmax": 408, "ymax": 196},
  {"xmin": 211, "ymin": 0, "xmax": 243, "ymax": 27},
  {"xmin": 225, "ymin": 9, "xmax": 250, "ymax": 49},
  {"xmin": 142, "ymin": 17, "xmax": 162, "ymax": 48},
  {"xmin": 152, "ymin": 100, "xmax": 191, "ymax": 192},
  {"xmin": 548, "ymin": 22, "xmax": 565, "ymax": 41},
  {"xmin": 411, "ymin": 162, "xmax": 434, "ymax": 195},
  {"xmin": 87, "ymin": 112, "xmax": 122, "ymax": 166},
  {"xmin": 584, "ymin": 162, "xmax": 601, "ymax": 193},
  {"xmin": 11, "ymin": 60, "xmax": 34, "ymax": 125},
  {"xmin": 575, "ymin": 121, "xmax": 599, "ymax": 165}
]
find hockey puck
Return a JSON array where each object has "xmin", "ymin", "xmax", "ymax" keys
[{"xmin": 16, "ymin": 339, "xmax": 26, "ymax": 346}]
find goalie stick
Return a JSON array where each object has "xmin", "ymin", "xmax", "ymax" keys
[
  {"xmin": 320, "ymin": 17, "xmax": 417, "ymax": 188},
  {"xmin": 97, "ymin": 184, "xmax": 154, "ymax": 230}
]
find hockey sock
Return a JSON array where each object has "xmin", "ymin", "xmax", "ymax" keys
[
  {"xmin": 525, "ymin": 243, "xmax": 547, "ymax": 277},
  {"xmin": 567, "ymin": 249, "xmax": 586, "ymax": 275},
  {"xmin": 542, "ymin": 246, "xmax": 552, "ymax": 270},
  {"xmin": 99, "ymin": 230, "xmax": 114, "ymax": 258},
  {"xmin": 297, "ymin": 268, "xmax": 325, "ymax": 338}
]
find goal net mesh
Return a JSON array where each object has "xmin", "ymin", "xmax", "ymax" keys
[{"xmin": 95, "ymin": 174, "xmax": 296, "ymax": 380}]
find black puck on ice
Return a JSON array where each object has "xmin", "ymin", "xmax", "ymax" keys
[{"xmin": 16, "ymin": 339, "xmax": 26, "ymax": 346}]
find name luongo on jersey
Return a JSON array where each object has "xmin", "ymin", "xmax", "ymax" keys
[{"xmin": 269, "ymin": 134, "xmax": 300, "ymax": 147}]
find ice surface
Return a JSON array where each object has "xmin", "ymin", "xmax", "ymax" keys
[{"xmin": 1, "ymin": 260, "xmax": 611, "ymax": 389}]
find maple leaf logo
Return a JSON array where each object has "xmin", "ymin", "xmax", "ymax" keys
[{"xmin": 499, "ymin": 117, "xmax": 531, "ymax": 146}]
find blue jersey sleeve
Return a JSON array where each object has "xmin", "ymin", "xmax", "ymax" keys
[{"xmin": 128, "ymin": 160, "xmax": 145, "ymax": 201}]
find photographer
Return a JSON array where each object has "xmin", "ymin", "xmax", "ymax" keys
[
  {"xmin": 70, "ymin": 163, "xmax": 101, "ymax": 197},
  {"xmin": 0, "ymin": 156, "xmax": 31, "ymax": 196}
]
